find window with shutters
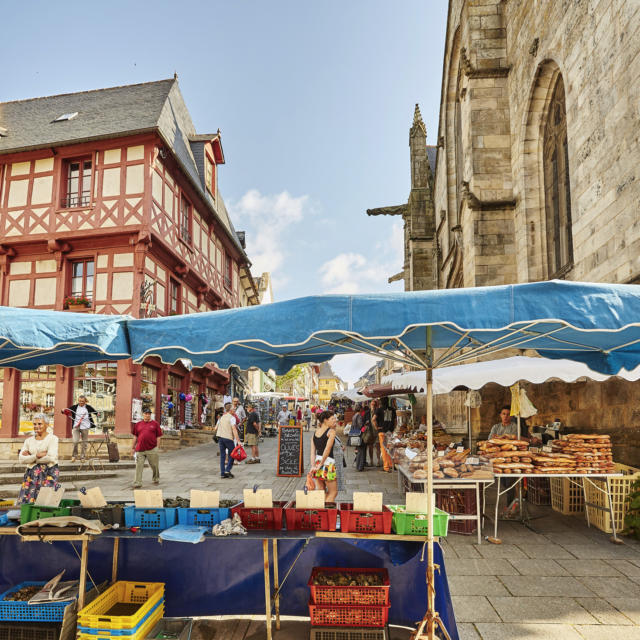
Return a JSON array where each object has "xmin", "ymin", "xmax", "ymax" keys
[{"xmin": 543, "ymin": 76, "xmax": 573, "ymax": 278}]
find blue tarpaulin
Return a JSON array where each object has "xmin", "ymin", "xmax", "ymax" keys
[
  {"xmin": 0, "ymin": 306, "xmax": 130, "ymax": 369},
  {"xmin": 128, "ymin": 281, "xmax": 640, "ymax": 375}
]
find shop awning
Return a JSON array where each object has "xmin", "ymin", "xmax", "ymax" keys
[
  {"xmin": 332, "ymin": 388, "xmax": 369, "ymax": 402},
  {"xmin": 0, "ymin": 306, "xmax": 130, "ymax": 369},
  {"xmin": 128, "ymin": 280, "xmax": 640, "ymax": 376},
  {"xmin": 381, "ymin": 355, "xmax": 640, "ymax": 394}
]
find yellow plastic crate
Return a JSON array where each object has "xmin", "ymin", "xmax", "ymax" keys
[
  {"xmin": 584, "ymin": 463, "xmax": 640, "ymax": 533},
  {"xmin": 77, "ymin": 581, "xmax": 164, "ymax": 630},
  {"xmin": 0, "ymin": 500, "xmax": 14, "ymax": 508},
  {"xmin": 77, "ymin": 604, "xmax": 162, "ymax": 640},
  {"xmin": 550, "ymin": 477, "xmax": 584, "ymax": 515}
]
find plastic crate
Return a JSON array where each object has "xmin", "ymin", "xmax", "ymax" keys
[
  {"xmin": 526, "ymin": 477, "xmax": 551, "ymax": 506},
  {"xmin": 550, "ymin": 478, "xmax": 584, "ymax": 515},
  {"xmin": 77, "ymin": 607, "xmax": 162, "ymax": 640},
  {"xmin": 0, "ymin": 513, "xmax": 7, "ymax": 527},
  {"xmin": 308, "ymin": 568, "xmax": 389, "ymax": 605},
  {"xmin": 144, "ymin": 617, "xmax": 192, "ymax": 640},
  {"xmin": 387, "ymin": 505, "xmax": 449, "ymax": 537},
  {"xmin": 338, "ymin": 505, "xmax": 393, "ymax": 534},
  {"xmin": 0, "ymin": 501, "xmax": 13, "ymax": 508},
  {"xmin": 584, "ymin": 463, "xmax": 640, "ymax": 533},
  {"xmin": 435, "ymin": 488, "xmax": 476, "ymax": 535},
  {"xmin": 309, "ymin": 626, "xmax": 388, "ymax": 640},
  {"xmin": 0, "ymin": 622, "xmax": 61, "ymax": 640},
  {"xmin": 77, "ymin": 598, "xmax": 164, "ymax": 636},
  {"xmin": 77, "ymin": 581, "xmax": 164, "ymax": 631},
  {"xmin": 230, "ymin": 501, "xmax": 287, "ymax": 530},
  {"xmin": 71, "ymin": 503, "xmax": 127, "ymax": 527},
  {"xmin": 284, "ymin": 502, "xmax": 338, "ymax": 531},
  {"xmin": 124, "ymin": 507, "xmax": 177, "ymax": 530},
  {"xmin": 176, "ymin": 506, "xmax": 232, "ymax": 527},
  {"xmin": 0, "ymin": 582, "xmax": 72, "ymax": 622},
  {"xmin": 309, "ymin": 601, "xmax": 389, "ymax": 628},
  {"xmin": 19, "ymin": 499, "xmax": 80, "ymax": 525}
]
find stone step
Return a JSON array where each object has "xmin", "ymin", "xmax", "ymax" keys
[
  {"xmin": 0, "ymin": 471, "xmax": 119, "ymax": 485},
  {"xmin": 0, "ymin": 461, "xmax": 135, "ymax": 473}
]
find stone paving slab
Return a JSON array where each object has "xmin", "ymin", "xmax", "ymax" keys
[
  {"xmin": 573, "ymin": 625, "xmax": 640, "ymax": 640},
  {"xmin": 476, "ymin": 544, "xmax": 528, "ymax": 559},
  {"xmin": 557, "ymin": 559, "xmax": 625, "ymax": 577},
  {"xmin": 445, "ymin": 558, "xmax": 519, "ymax": 576},
  {"xmin": 487, "ymin": 596, "xmax": 598, "ymax": 624},
  {"xmin": 450, "ymin": 596, "xmax": 501, "ymax": 623},
  {"xmin": 475, "ymin": 623, "xmax": 584, "ymax": 640},
  {"xmin": 605, "ymin": 559, "xmax": 640, "ymax": 576},
  {"xmin": 575, "ymin": 576, "xmax": 640, "ymax": 599},
  {"xmin": 519, "ymin": 543, "xmax": 576, "ymax": 559},
  {"xmin": 507, "ymin": 558, "xmax": 570, "ymax": 576},
  {"xmin": 457, "ymin": 623, "xmax": 481, "ymax": 639},
  {"xmin": 562, "ymin": 543, "xmax": 640, "ymax": 559},
  {"xmin": 604, "ymin": 598, "xmax": 640, "ymax": 624},
  {"xmin": 448, "ymin": 575, "xmax": 511, "ymax": 596},
  {"xmin": 498, "ymin": 575, "xmax": 595, "ymax": 597},
  {"xmin": 574, "ymin": 597, "xmax": 635, "ymax": 625}
]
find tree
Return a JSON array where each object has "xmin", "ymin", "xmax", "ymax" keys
[{"xmin": 276, "ymin": 365, "xmax": 305, "ymax": 394}]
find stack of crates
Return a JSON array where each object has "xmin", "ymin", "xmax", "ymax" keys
[
  {"xmin": 308, "ymin": 568, "xmax": 390, "ymax": 640},
  {"xmin": 550, "ymin": 478, "xmax": 584, "ymax": 515},
  {"xmin": 76, "ymin": 581, "xmax": 164, "ymax": 640}
]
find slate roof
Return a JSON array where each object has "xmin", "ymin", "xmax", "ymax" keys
[
  {"xmin": 0, "ymin": 78, "xmax": 246, "ymax": 258},
  {"xmin": 318, "ymin": 362, "xmax": 336, "ymax": 379},
  {"xmin": 427, "ymin": 145, "xmax": 437, "ymax": 174}
]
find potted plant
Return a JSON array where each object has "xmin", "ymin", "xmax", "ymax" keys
[{"xmin": 64, "ymin": 295, "xmax": 91, "ymax": 311}]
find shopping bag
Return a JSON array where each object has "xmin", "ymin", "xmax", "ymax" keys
[
  {"xmin": 305, "ymin": 470, "xmax": 316, "ymax": 491},
  {"xmin": 230, "ymin": 444, "xmax": 247, "ymax": 462}
]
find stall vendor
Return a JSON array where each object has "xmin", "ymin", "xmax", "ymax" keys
[
  {"xmin": 489, "ymin": 405, "xmax": 529, "ymax": 439},
  {"xmin": 17, "ymin": 414, "xmax": 60, "ymax": 504}
]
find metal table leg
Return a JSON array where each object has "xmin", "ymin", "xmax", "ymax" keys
[
  {"xmin": 475, "ymin": 482, "xmax": 482, "ymax": 545},
  {"xmin": 606, "ymin": 477, "xmax": 619, "ymax": 542},
  {"xmin": 493, "ymin": 477, "xmax": 501, "ymax": 539}
]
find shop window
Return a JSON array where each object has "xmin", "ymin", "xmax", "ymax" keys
[
  {"xmin": 70, "ymin": 259, "xmax": 94, "ymax": 301},
  {"xmin": 73, "ymin": 362, "xmax": 118, "ymax": 432},
  {"xmin": 61, "ymin": 157, "xmax": 92, "ymax": 208},
  {"xmin": 224, "ymin": 254, "xmax": 232, "ymax": 290},
  {"xmin": 169, "ymin": 279, "xmax": 181, "ymax": 315},
  {"xmin": 141, "ymin": 365, "xmax": 158, "ymax": 410},
  {"xmin": 179, "ymin": 195, "xmax": 192, "ymax": 244},
  {"xmin": 19, "ymin": 366, "xmax": 57, "ymax": 434},
  {"xmin": 164, "ymin": 373, "xmax": 183, "ymax": 428}
]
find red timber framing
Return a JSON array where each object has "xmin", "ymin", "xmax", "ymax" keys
[{"xmin": 0, "ymin": 132, "xmax": 242, "ymax": 438}]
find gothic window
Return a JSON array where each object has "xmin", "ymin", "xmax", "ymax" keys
[{"xmin": 543, "ymin": 76, "xmax": 573, "ymax": 277}]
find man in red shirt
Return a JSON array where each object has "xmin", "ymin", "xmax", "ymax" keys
[{"xmin": 132, "ymin": 408, "xmax": 163, "ymax": 488}]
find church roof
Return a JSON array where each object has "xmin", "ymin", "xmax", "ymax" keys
[
  {"xmin": 427, "ymin": 145, "xmax": 437, "ymax": 173},
  {"xmin": 0, "ymin": 78, "xmax": 245, "ymax": 258},
  {"xmin": 318, "ymin": 362, "xmax": 336, "ymax": 379}
]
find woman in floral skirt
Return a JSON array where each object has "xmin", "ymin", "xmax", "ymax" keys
[{"xmin": 17, "ymin": 414, "xmax": 60, "ymax": 504}]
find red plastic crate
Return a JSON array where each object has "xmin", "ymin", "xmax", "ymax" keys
[
  {"xmin": 308, "ymin": 567, "xmax": 390, "ymax": 605},
  {"xmin": 435, "ymin": 488, "xmax": 476, "ymax": 535},
  {"xmin": 338, "ymin": 504, "xmax": 393, "ymax": 534},
  {"xmin": 231, "ymin": 501, "xmax": 287, "ymax": 530},
  {"xmin": 284, "ymin": 502, "xmax": 338, "ymax": 531},
  {"xmin": 309, "ymin": 601, "xmax": 389, "ymax": 628}
]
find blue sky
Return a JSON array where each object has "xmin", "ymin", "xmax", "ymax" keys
[{"xmin": 3, "ymin": 1, "xmax": 448, "ymax": 383}]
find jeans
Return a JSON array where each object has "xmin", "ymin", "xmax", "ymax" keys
[
  {"xmin": 134, "ymin": 447, "xmax": 160, "ymax": 485},
  {"xmin": 219, "ymin": 437, "xmax": 235, "ymax": 476},
  {"xmin": 72, "ymin": 428, "xmax": 89, "ymax": 458}
]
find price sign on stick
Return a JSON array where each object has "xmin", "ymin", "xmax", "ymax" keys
[
  {"xmin": 78, "ymin": 487, "xmax": 107, "ymax": 508},
  {"xmin": 296, "ymin": 490, "xmax": 325, "ymax": 509},
  {"xmin": 134, "ymin": 490, "xmax": 163, "ymax": 508},
  {"xmin": 190, "ymin": 490, "xmax": 219, "ymax": 508},
  {"xmin": 353, "ymin": 492, "xmax": 383, "ymax": 512},
  {"xmin": 244, "ymin": 488, "xmax": 273, "ymax": 508}
]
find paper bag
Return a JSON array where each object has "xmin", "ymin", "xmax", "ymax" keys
[
  {"xmin": 134, "ymin": 490, "xmax": 163, "ymax": 508},
  {"xmin": 78, "ymin": 487, "xmax": 107, "ymax": 508},
  {"xmin": 190, "ymin": 490, "xmax": 220, "ymax": 508},
  {"xmin": 243, "ymin": 488, "xmax": 273, "ymax": 508},
  {"xmin": 35, "ymin": 487, "xmax": 65, "ymax": 507},
  {"xmin": 353, "ymin": 492, "xmax": 383, "ymax": 512},
  {"xmin": 296, "ymin": 490, "xmax": 325, "ymax": 509}
]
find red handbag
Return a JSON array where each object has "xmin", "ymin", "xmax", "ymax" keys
[{"xmin": 230, "ymin": 444, "xmax": 247, "ymax": 462}]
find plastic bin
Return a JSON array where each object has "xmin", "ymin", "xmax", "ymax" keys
[
  {"xmin": 77, "ymin": 598, "xmax": 164, "ymax": 637},
  {"xmin": 550, "ymin": 478, "xmax": 584, "ymax": 515},
  {"xmin": 435, "ymin": 488, "xmax": 476, "ymax": 535},
  {"xmin": 176, "ymin": 507, "xmax": 231, "ymax": 527},
  {"xmin": 19, "ymin": 499, "xmax": 81, "ymax": 525},
  {"xmin": 284, "ymin": 502, "xmax": 338, "ymax": 531},
  {"xmin": 584, "ymin": 463, "xmax": 640, "ymax": 533},
  {"xmin": 71, "ymin": 503, "xmax": 127, "ymax": 527},
  {"xmin": 77, "ymin": 608, "xmax": 162, "ymax": 640},
  {"xmin": 308, "ymin": 601, "xmax": 390, "ymax": 628},
  {"xmin": 387, "ymin": 505, "xmax": 449, "ymax": 536},
  {"xmin": 0, "ymin": 622, "xmax": 61, "ymax": 640},
  {"xmin": 0, "ymin": 513, "xmax": 8, "ymax": 527},
  {"xmin": 124, "ymin": 507, "xmax": 177, "ymax": 530},
  {"xmin": 144, "ymin": 617, "xmax": 192, "ymax": 640},
  {"xmin": 0, "ymin": 582, "xmax": 72, "ymax": 622},
  {"xmin": 230, "ymin": 501, "xmax": 287, "ymax": 530},
  {"xmin": 308, "ymin": 567, "xmax": 389, "ymax": 605},
  {"xmin": 77, "ymin": 581, "xmax": 164, "ymax": 631},
  {"xmin": 338, "ymin": 504, "xmax": 393, "ymax": 534},
  {"xmin": 308, "ymin": 627, "xmax": 388, "ymax": 640}
]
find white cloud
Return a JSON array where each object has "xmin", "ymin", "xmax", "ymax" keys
[
  {"xmin": 228, "ymin": 189, "xmax": 310, "ymax": 278},
  {"xmin": 331, "ymin": 353, "xmax": 379, "ymax": 387}
]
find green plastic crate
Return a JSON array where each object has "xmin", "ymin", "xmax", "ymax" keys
[
  {"xmin": 387, "ymin": 505, "xmax": 449, "ymax": 536},
  {"xmin": 20, "ymin": 499, "xmax": 80, "ymax": 525}
]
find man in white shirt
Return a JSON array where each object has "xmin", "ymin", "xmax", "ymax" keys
[
  {"xmin": 64, "ymin": 395, "xmax": 98, "ymax": 461},
  {"xmin": 277, "ymin": 406, "xmax": 291, "ymax": 426}
]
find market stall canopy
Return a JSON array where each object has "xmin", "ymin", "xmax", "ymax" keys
[
  {"xmin": 360, "ymin": 383, "xmax": 416, "ymax": 398},
  {"xmin": 381, "ymin": 355, "xmax": 640, "ymax": 394},
  {"xmin": 332, "ymin": 388, "xmax": 369, "ymax": 402},
  {"xmin": 0, "ymin": 307, "xmax": 130, "ymax": 369},
  {"xmin": 128, "ymin": 281, "xmax": 640, "ymax": 376}
]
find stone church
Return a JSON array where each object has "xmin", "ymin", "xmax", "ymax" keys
[{"xmin": 370, "ymin": 0, "xmax": 640, "ymax": 463}]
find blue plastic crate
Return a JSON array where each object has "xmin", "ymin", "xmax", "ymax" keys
[
  {"xmin": 77, "ymin": 597, "xmax": 164, "ymax": 636},
  {"xmin": 0, "ymin": 582, "xmax": 72, "ymax": 622},
  {"xmin": 0, "ymin": 513, "xmax": 8, "ymax": 527},
  {"xmin": 123, "ymin": 507, "xmax": 177, "ymax": 530},
  {"xmin": 176, "ymin": 506, "xmax": 231, "ymax": 527}
]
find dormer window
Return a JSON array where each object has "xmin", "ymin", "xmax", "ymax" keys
[
  {"xmin": 61, "ymin": 157, "xmax": 92, "ymax": 208},
  {"xmin": 53, "ymin": 112, "xmax": 78, "ymax": 122},
  {"xmin": 0, "ymin": 126, "xmax": 7, "ymax": 137},
  {"xmin": 205, "ymin": 156, "xmax": 215, "ymax": 196}
]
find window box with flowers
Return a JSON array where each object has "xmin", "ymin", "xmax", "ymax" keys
[{"xmin": 64, "ymin": 295, "xmax": 92, "ymax": 311}]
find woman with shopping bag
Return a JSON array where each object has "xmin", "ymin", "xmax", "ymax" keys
[
  {"xmin": 310, "ymin": 410, "xmax": 338, "ymax": 502},
  {"xmin": 214, "ymin": 402, "xmax": 241, "ymax": 478}
]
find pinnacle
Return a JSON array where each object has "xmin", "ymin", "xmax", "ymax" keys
[{"xmin": 411, "ymin": 103, "xmax": 426, "ymax": 135}]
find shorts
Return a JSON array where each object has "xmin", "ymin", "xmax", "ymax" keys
[
  {"xmin": 246, "ymin": 433, "xmax": 258, "ymax": 446},
  {"xmin": 314, "ymin": 455, "xmax": 336, "ymax": 481}
]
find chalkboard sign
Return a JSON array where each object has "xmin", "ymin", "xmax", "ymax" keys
[{"xmin": 277, "ymin": 425, "xmax": 303, "ymax": 477}]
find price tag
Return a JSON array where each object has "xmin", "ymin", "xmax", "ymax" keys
[
  {"xmin": 529, "ymin": 447, "xmax": 540, "ymax": 453},
  {"xmin": 542, "ymin": 445, "xmax": 553, "ymax": 453},
  {"xmin": 465, "ymin": 457, "xmax": 480, "ymax": 465},
  {"xmin": 456, "ymin": 446, "xmax": 464, "ymax": 453},
  {"xmin": 437, "ymin": 450, "xmax": 445, "ymax": 457},
  {"xmin": 405, "ymin": 448, "xmax": 418, "ymax": 460}
]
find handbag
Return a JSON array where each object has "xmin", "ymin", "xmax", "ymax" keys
[
  {"xmin": 230, "ymin": 443, "xmax": 247, "ymax": 462},
  {"xmin": 362, "ymin": 422, "xmax": 377, "ymax": 445},
  {"xmin": 348, "ymin": 435, "xmax": 362, "ymax": 447}
]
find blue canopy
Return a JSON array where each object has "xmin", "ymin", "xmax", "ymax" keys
[
  {"xmin": 129, "ymin": 280, "xmax": 640, "ymax": 375},
  {"xmin": 0, "ymin": 306, "xmax": 130, "ymax": 369}
]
